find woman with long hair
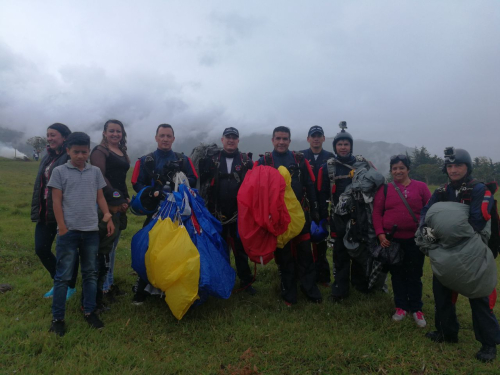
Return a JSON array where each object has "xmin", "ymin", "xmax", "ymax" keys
[
  {"xmin": 31, "ymin": 123, "xmax": 79, "ymax": 298},
  {"xmin": 90, "ymin": 119, "xmax": 130, "ymax": 300}
]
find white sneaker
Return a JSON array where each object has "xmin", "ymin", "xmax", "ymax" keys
[
  {"xmin": 392, "ymin": 308, "xmax": 407, "ymax": 321},
  {"xmin": 412, "ymin": 311, "xmax": 427, "ymax": 328}
]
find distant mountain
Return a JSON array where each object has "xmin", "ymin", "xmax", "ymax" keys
[
  {"xmin": 1, "ymin": 126, "xmax": 414, "ymax": 168},
  {"xmin": 129, "ymin": 133, "xmax": 413, "ymax": 170},
  {"xmin": 0, "ymin": 127, "xmax": 32, "ymax": 156}
]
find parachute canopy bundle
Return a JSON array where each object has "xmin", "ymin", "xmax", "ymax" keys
[
  {"xmin": 329, "ymin": 156, "xmax": 386, "ymax": 289},
  {"xmin": 237, "ymin": 165, "xmax": 304, "ymax": 265},
  {"xmin": 416, "ymin": 202, "xmax": 497, "ymax": 299},
  {"xmin": 131, "ymin": 175, "xmax": 235, "ymax": 320}
]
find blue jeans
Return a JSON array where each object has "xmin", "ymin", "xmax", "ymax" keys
[
  {"xmin": 52, "ymin": 230, "xmax": 99, "ymax": 320},
  {"xmin": 35, "ymin": 221, "xmax": 79, "ymax": 288},
  {"xmin": 102, "ymin": 230, "xmax": 120, "ymax": 292}
]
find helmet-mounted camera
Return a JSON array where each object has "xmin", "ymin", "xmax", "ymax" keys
[
  {"xmin": 444, "ymin": 146, "xmax": 455, "ymax": 163},
  {"xmin": 338, "ymin": 121, "xmax": 347, "ymax": 132}
]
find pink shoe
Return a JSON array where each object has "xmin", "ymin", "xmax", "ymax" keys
[
  {"xmin": 412, "ymin": 311, "xmax": 427, "ymax": 328},
  {"xmin": 392, "ymin": 308, "xmax": 407, "ymax": 321}
]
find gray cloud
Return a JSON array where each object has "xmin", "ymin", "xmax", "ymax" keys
[{"xmin": 0, "ymin": 1, "xmax": 498, "ymax": 160}]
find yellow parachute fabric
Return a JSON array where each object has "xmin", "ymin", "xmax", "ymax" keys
[
  {"xmin": 276, "ymin": 166, "xmax": 305, "ymax": 248},
  {"xmin": 146, "ymin": 217, "xmax": 200, "ymax": 320}
]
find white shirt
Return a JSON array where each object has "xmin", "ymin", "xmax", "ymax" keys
[{"xmin": 226, "ymin": 158, "xmax": 234, "ymax": 173}]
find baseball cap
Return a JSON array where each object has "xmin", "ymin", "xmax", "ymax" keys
[
  {"xmin": 222, "ymin": 127, "xmax": 239, "ymax": 137},
  {"xmin": 104, "ymin": 189, "xmax": 128, "ymax": 206},
  {"xmin": 308, "ymin": 125, "xmax": 324, "ymax": 137}
]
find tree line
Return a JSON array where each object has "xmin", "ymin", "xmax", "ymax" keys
[
  {"xmin": 407, "ymin": 147, "xmax": 500, "ymax": 185},
  {"xmin": 25, "ymin": 136, "xmax": 499, "ymax": 184}
]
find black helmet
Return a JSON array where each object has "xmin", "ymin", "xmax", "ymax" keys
[
  {"xmin": 333, "ymin": 121, "xmax": 353, "ymax": 155},
  {"xmin": 443, "ymin": 147, "xmax": 472, "ymax": 174}
]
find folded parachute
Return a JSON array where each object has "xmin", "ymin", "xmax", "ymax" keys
[
  {"xmin": 178, "ymin": 184, "xmax": 235, "ymax": 304},
  {"xmin": 237, "ymin": 165, "xmax": 290, "ymax": 264},
  {"xmin": 130, "ymin": 173, "xmax": 235, "ymax": 320},
  {"xmin": 276, "ymin": 166, "xmax": 305, "ymax": 248},
  {"xmin": 146, "ymin": 217, "xmax": 200, "ymax": 320},
  {"xmin": 416, "ymin": 202, "xmax": 497, "ymax": 299}
]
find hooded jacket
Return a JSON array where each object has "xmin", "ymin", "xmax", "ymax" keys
[{"xmin": 31, "ymin": 146, "xmax": 70, "ymax": 223}]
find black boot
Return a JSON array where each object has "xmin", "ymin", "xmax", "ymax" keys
[{"xmin": 476, "ymin": 345, "xmax": 497, "ymax": 363}]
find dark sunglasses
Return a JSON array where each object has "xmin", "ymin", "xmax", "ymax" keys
[{"xmin": 390, "ymin": 154, "xmax": 408, "ymax": 161}]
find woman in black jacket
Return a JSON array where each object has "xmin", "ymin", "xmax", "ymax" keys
[
  {"xmin": 90, "ymin": 119, "xmax": 130, "ymax": 299},
  {"xmin": 31, "ymin": 123, "xmax": 78, "ymax": 298}
]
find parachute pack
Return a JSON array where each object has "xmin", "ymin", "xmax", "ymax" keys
[{"xmin": 436, "ymin": 179, "xmax": 499, "ymax": 258}]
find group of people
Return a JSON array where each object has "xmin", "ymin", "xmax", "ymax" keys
[{"xmin": 30, "ymin": 120, "xmax": 500, "ymax": 362}]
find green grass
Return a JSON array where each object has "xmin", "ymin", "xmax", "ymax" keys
[{"xmin": 0, "ymin": 157, "xmax": 499, "ymax": 374}]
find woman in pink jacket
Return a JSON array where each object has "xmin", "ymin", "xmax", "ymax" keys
[{"xmin": 372, "ymin": 155, "xmax": 431, "ymax": 328}]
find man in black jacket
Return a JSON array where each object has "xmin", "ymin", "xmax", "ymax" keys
[
  {"xmin": 131, "ymin": 124, "xmax": 198, "ymax": 304},
  {"xmin": 257, "ymin": 126, "xmax": 322, "ymax": 305},
  {"xmin": 300, "ymin": 126, "xmax": 334, "ymax": 286},
  {"xmin": 199, "ymin": 127, "xmax": 256, "ymax": 294},
  {"xmin": 318, "ymin": 123, "xmax": 369, "ymax": 301},
  {"xmin": 421, "ymin": 147, "xmax": 500, "ymax": 363}
]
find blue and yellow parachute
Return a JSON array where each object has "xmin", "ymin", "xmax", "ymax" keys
[{"xmin": 131, "ymin": 182, "xmax": 235, "ymax": 320}]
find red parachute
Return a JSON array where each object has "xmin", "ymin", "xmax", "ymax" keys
[{"xmin": 237, "ymin": 165, "xmax": 290, "ymax": 264}]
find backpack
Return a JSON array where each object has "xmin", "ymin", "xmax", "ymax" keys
[{"xmin": 436, "ymin": 179, "xmax": 499, "ymax": 258}]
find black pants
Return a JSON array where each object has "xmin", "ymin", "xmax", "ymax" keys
[
  {"xmin": 433, "ymin": 275, "xmax": 500, "ymax": 346},
  {"xmin": 331, "ymin": 233, "xmax": 368, "ymax": 298},
  {"xmin": 274, "ymin": 225, "xmax": 322, "ymax": 304},
  {"xmin": 222, "ymin": 222, "xmax": 253, "ymax": 287},
  {"xmin": 312, "ymin": 240, "xmax": 331, "ymax": 283},
  {"xmin": 96, "ymin": 253, "xmax": 110, "ymax": 306},
  {"xmin": 35, "ymin": 221, "xmax": 79, "ymax": 289},
  {"xmin": 387, "ymin": 238, "xmax": 425, "ymax": 313}
]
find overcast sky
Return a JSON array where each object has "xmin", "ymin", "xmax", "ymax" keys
[{"xmin": 0, "ymin": 1, "xmax": 499, "ymax": 159}]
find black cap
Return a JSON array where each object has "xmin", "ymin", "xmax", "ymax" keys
[
  {"xmin": 104, "ymin": 189, "xmax": 128, "ymax": 206},
  {"xmin": 308, "ymin": 125, "xmax": 324, "ymax": 137},
  {"xmin": 222, "ymin": 127, "xmax": 239, "ymax": 137}
]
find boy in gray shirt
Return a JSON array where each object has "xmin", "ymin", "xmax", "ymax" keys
[{"xmin": 47, "ymin": 132, "xmax": 114, "ymax": 336}]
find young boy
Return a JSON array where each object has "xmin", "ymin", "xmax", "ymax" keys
[
  {"xmin": 47, "ymin": 132, "xmax": 114, "ymax": 337},
  {"xmin": 94, "ymin": 188, "xmax": 127, "ymax": 313}
]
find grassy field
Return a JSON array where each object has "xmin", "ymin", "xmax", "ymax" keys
[{"xmin": 0, "ymin": 157, "xmax": 499, "ymax": 374}]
